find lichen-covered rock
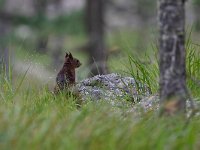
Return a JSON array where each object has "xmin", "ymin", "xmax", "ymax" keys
[
  {"xmin": 76, "ymin": 73, "xmax": 151, "ymax": 102},
  {"xmin": 75, "ymin": 73, "xmax": 199, "ymax": 117},
  {"xmin": 130, "ymin": 95, "xmax": 200, "ymax": 117}
]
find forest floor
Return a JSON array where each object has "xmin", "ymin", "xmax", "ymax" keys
[{"xmin": 13, "ymin": 59, "xmax": 55, "ymax": 88}]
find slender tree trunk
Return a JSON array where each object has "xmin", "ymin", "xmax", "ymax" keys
[
  {"xmin": 159, "ymin": 0, "xmax": 187, "ymax": 115},
  {"xmin": 85, "ymin": 0, "xmax": 108, "ymax": 76}
]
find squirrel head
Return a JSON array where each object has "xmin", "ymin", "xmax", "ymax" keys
[{"xmin": 65, "ymin": 52, "xmax": 81, "ymax": 68}]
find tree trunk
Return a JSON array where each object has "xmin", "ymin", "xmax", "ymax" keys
[
  {"xmin": 85, "ymin": 0, "xmax": 108, "ymax": 76},
  {"xmin": 159, "ymin": 0, "xmax": 187, "ymax": 115}
]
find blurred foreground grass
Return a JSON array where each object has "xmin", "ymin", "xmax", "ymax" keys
[{"xmin": 0, "ymin": 79, "xmax": 200, "ymax": 150}]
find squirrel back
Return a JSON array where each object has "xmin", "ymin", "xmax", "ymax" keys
[{"xmin": 54, "ymin": 52, "xmax": 81, "ymax": 94}]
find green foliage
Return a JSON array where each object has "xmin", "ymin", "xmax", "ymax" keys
[
  {"xmin": 51, "ymin": 11, "xmax": 85, "ymax": 35},
  {"xmin": 0, "ymin": 10, "xmax": 85, "ymax": 52},
  {"xmin": 193, "ymin": 0, "xmax": 200, "ymax": 5},
  {"xmin": 8, "ymin": 11, "xmax": 85, "ymax": 35},
  {"xmin": 0, "ymin": 0, "xmax": 5, "ymax": 9}
]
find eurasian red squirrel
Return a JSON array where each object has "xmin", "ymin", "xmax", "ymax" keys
[{"xmin": 54, "ymin": 52, "xmax": 81, "ymax": 94}]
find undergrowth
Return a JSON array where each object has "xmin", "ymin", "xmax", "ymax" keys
[
  {"xmin": 1, "ymin": 36, "xmax": 200, "ymax": 149},
  {"xmin": 125, "ymin": 36, "xmax": 200, "ymax": 98}
]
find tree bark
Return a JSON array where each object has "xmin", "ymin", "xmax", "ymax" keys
[
  {"xmin": 159, "ymin": 0, "xmax": 187, "ymax": 114},
  {"xmin": 85, "ymin": 0, "xmax": 108, "ymax": 76}
]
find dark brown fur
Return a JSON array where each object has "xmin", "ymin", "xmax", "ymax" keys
[{"xmin": 54, "ymin": 52, "xmax": 81, "ymax": 94}]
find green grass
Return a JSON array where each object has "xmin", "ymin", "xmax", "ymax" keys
[
  {"xmin": 14, "ymin": 48, "xmax": 51, "ymax": 65},
  {"xmin": 0, "ymin": 82, "xmax": 200, "ymax": 149},
  {"xmin": 1, "ymin": 38, "xmax": 200, "ymax": 149},
  {"xmin": 186, "ymin": 41, "xmax": 200, "ymax": 98}
]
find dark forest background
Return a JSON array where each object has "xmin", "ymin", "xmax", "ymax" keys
[{"xmin": 0, "ymin": 0, "xmax": 199, "ymax": 88}]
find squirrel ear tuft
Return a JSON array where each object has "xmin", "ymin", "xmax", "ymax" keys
[
  {"xmin": 65, "ymin": 52, "xmax": 69, "ymax": 58},
  {"xmin": 69, "ymin": 52, "xmax": 73, "ymax": 59}
]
